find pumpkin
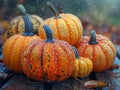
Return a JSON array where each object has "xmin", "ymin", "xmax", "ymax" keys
[
  {"xmin": 38, "ymin": 2, "xmax": 83, "ymax": 45},
  {"xmin": 3, "ymin": 4, "xmax": 43, "ymax": 43},
  {"xmin": 2, "ymin": 15, "xmax": 40, "ymax": 72},
  {"xmin": 21, "ymin": 25, "xmax": 75, "ymax": 81},
  {"xmin": 71, "ymin": 47, "xmax": 93, "ymax": 78},
  {"xmin": 75, "ymin": 30, "xmax": 116, "ymax": 72}
]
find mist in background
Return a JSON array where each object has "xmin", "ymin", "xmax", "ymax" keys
[{"xmin": 23, "ymin": 0, "xmax": 120, "ymax": 26}]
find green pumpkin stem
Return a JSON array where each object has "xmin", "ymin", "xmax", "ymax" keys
[
  {"xmin": 72, "ymin": 46, "xmax": 80, "ymax": 59},
  {"xmin": 17, "ymin": 4, "xmax": 27, "ymax": 15},
  {"xmin": 43, "ymin": 25, "xmax": 55, "ymax": 43},
  {"xmin": 89, "ymin": 30, "xmax": 98, "ymax": 44},
  {"xmin": 47, "ymin": 2, "xmax": 61, "ymax": 19},
  {"xmin": 22, "ymin": 15, "xmax": 33, "ymax": 36}
]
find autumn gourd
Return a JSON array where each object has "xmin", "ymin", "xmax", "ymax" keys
[
  {"xmin": 2, "ymin": 15, "xmax": 40, "ymax": 72},
  {"xmin": 71, "ymin": 47, "xmax": 93, "ymax": 78},
  {"xmin": 75, "ymin": 30, "xmax": 116, "ymax": 72},
  {"xmin": 38, "ymin": 2, "xmax": 83, "ymax": 45},
  {"xmin": 3, "ymin": 4, "xmax": 43, "ymax": 43},
  {"xmin": 21, "ymin": 25, "xmax": 75, "ymax": 81}
]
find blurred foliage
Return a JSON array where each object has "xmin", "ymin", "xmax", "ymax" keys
[
  {"xmin": 22, "ymin": 0, "xmax": 120, "ymax": 26},
  {"xmin": 1, "ymin": 0, "xmax": 120, "ymax": 25}
]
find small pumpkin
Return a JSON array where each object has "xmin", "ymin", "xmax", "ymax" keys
[
  {"xmin": 3, "ymin": 15, "xmax": 40, "ymax": 72},
  {"xmin": 38, "ymin": 2, "xmax": 83, "ymax": 45},
  {"xmin": 3, "ymin": 4, "xmax": 43, "ymax": 43},
  {"xmin": 71, "ymin": 47, "xmax": 93, "ymax": 78},
  {"xmin": 75, "ymin": 30, "xmax": 116, "ymax": 72},
  {"xmin": 21, "ymin": 25, "xmax": 75, "ymax": 81}
]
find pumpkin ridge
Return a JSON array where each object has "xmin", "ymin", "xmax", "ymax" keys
[
  {"xmin": 9, "ymin": 35, "xmax": 20, "ymax": 71},
  {"xmin": 31, "ymin": 16, "xmax": 40, "ymax": 25},
  {"xmin": 10, "ymin": 36, "xmax": 33, "ymax": 72},
  {"xmin": 84, "ymin": 59, "xmax": 91, "ymax": 76},
  {"xmin": 57, "ymin": 41, "xmax": 73, "ymax": 79},
  {"xmin": 83, "ymin": 45, "xmax": 89, "ymax": 56},
  {"xmin": 55, "ymin": 19, "xmax": 60, "ymax": 39},
  {"xmin": 57, "ymin": 41, "xmax": 70, "ymax": 79},
  {"xmin": 22, "ymin": 40, "xmax": 40, "ymax": 77},
  {"xmin": 97, "ymin": 44, "xmax": 107, "ymax": 71},
  {"xmin": 62, "ymin": 18, "xmax": 71, "ymax": 43},
  {"xmin": 13, "ymin": 36, "xmax": 26, "ymax": 72},
  {"xmin": 99, "ymin": 42, "xmax": 115, "ymax": 70},
  {"xmin": 100, "ymin": 41, "xmax": 116, "ymax": 58},
  {"xmin": 39, "ymin": 43, "xmax": 46, "ymax": 80},
  {"xmin": 18, "ymin": 36, "xmax": 26, "ymax": 61},
  {"xmin": 52, "ymin": 44, "xmax": 59, "ymax": 80},
  {"xmin": 74, "ymin": 60, "xmax": 79, "ymax": 77},
  {"xmin": 78, "ymin": 60, "xmax": 81, "ymax": 77},
  {"xmin": 34, "ymin": 41, "xmax": 44, "ymax": 79},
  {"xmin": 26, "ymin": 41, "xmax": 40, "ymax": 60},
  {"xmin": 92, "ymin": 45, "xmax": 95, "ymax": 61},
  {"xmin": 66, "ymin": 18, "xmax": 77, "ymax": 44},
  {"xmin": 3, "ymin": 35, "xmax": 18, "ymax": 69},
  {"xmin": 7, "ymin": 20, "xmax": 20, "ymax": 38},
  {"xmin": 68, "ymin": 18, "xmax": 81, "ymax": 44},
  {"xmin": 42, "ymin": 43, "xmax": 50, "ymax": 80},
  {"xmin": 15, "ymin": 19, "xmax": 20, "ymax": 34},
  {"xmin": 83, "ymin": 59, "xmax": 89, "ymax": 76}
]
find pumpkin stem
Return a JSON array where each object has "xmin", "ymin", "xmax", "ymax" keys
[
  {"xmin": 89, "ymin": 30, "xmax": 98, "ymax": 44},
  {"xmin": 72, "ymin": 46, "xmax": 80, "ymax": 59},
  {"xmin": 43, "ymin": 25, "xmax": 55, "ymax": 43},
  {"xmin": 17, "ymin": 4, "xmax": 27, "ymax": 15},
  {"xmin": 22, "ymin": 15, "xmax": 33, "ymax": 36},
  {"xmin": 47, "ymin": 2, "xmax": 61, "ymax": 19}
]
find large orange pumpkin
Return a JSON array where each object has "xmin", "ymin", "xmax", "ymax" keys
[
  {"xmin": 71, "ymin": 47, "xmax": 93, "ymax": 78},
  {"xmin": 2, "ymin": 15, "xmax": 40, "ymax": 72},
  {"xmin": 21, "ymin": 25, "xmax": 75, "ymax": 81},
  {"xmin": 75, "ymin": 30, "xmax": 116, "ymax": 72},
  {"xmin": 3, "ymin": 4, "xmax": 43, "ymax": 43},
  {"xmin": 38, "ymin": 2, "xmax": 83, "ymax": 45}
]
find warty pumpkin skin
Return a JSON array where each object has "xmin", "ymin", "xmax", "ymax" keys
[
  {"xmin": 21, "ymin": 25, "xmax": 75, "ymax": 81},
  {"xmin": 3, "ymin": 4, "xmax": 43, "ymax": 44},
  {"xmin": 38, "ymin": 2, "xmax": 83, "ymax": 45},
  {"xmin": 75, "ymin": 30, "xmax": 116, "ymax": 72},
  {"xmin": 71, "ymin": 47, "xmax": 93, "ymax": 78},
  {"xmin": 2, "ymin": 15, "xmax": 40, "ymax": 72}
]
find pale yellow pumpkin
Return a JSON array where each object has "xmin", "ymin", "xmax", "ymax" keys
[{"xmin": 71, "ymin": 47, "xmax": 93, "ymax": 78}]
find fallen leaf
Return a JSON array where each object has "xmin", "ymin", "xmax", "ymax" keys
[{"xmin": 84, "ymin": 80, "xmax": 107, "ymax": 89}]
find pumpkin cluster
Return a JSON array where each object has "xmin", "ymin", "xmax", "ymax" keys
[{"xmin": 1, "ymin": 2, "xmax": 116, "ymax": 82}]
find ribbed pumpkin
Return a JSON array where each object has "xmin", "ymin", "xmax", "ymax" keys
[
  {"xmin": 71, "ymin": 47, "xmax": 93, "ymax": 78},
  {"xmin": 75, "ymin": 30, "xmax": 116, "ymax": 72},
  {"xmin": 21, "ymin": 25, "xmax": 75, "ymax": 81},
  {"xmin": 2, "ymin": 15, "xmax": 40, "ymax": 72},
  {"xmin": 38, "ymin": 2, "xmax": 83, "ymax": 45},
  {"xmin": 3, "ymin": 4, "xmax": 43, "ymax": 43}
]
